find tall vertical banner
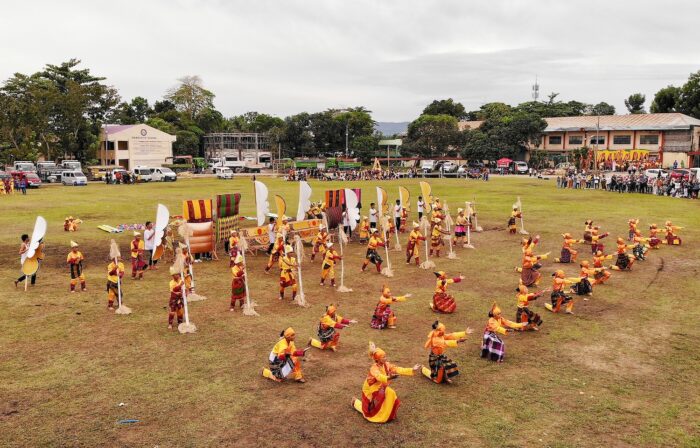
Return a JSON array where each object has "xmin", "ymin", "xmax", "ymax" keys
[
  {"xmin": 419, "ymin": 181, "xmax": 433, "ymax": 214},
  {"xmin": 297, "ymin": 181, "xmax": 312, "ymax": 222},
  {"xmin": 254, "ymin": 181, "xmax": 270, "ymax": 226}
]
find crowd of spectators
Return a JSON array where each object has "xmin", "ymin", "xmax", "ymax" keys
[
  {"xmin": 285, "ymin": 168, "xmax": 420, "ymax": 181},
  {"xmin": 556, "ymin": 169, "xmax": 699, "ymax": 199}
]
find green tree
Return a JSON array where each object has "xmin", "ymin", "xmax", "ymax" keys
[
  {"xmin": 590, "ymin": 102, "xmax": 616, "ymax": 116},
  {"xmin": 625, "ymin": 93, "xmax": 646, "ymax": 114},
  {"xmin": 650, "ymin": 86, "xmax": 680, "ymax": 113},
  {"xmin": 351, "ymin": 134, "xmax": 380, "ymax": 164},
  {"xmin": 422, "ymin": 98, "xmax": 467, "ymax": 119},
  {"xmin": 165, "ymin": 75, "xmax": 215, "ymax": 120},
  {"xmin": 406, "ymin": 114, "xmax": 460, "ymax": 157},
  {"xmin": 678, "ymin": 71, "xmax": 700, "ymax": 119},
  {"xmin": 280, "ymin": 112, "xmax": 313, "ymax": 158}
]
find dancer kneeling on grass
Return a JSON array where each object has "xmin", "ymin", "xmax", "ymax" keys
[
  {"xmin": 518, "ymin": 248, "xmax": 548, "ymax": 287},
  {"xmin": 545, "ymin": 270, "xmax": 576, "ymax": 314},
  {"xmin": 406, "ymin": 222, "xmax": 425, "ymax": 266},
  {"xmin": 590, "ymin": 226, "xmax": 609, "ymax": 254},
  {"xmin": 361, "ymin": 228, "xmax": 385, "ymax": 273},
  {"xmin": 422, "ymin": 321, "xmax": 472, "ymax": 384},
  {"xmin": 263, "ymin": 327, "xmax": 310, "ymax": 383},
  {"xmin": 320, "ymin": 241, "xmax": 341, "ymax": 287},
  {"xmin": 106, "ymin": 256, "xmax": 125, "ymax": 310},
  {"xmin": 230, "ymin": 253, "xmax": 246, "ymax": 311},
  {"xmin": 631, "ymin": 229, "xmax": 650, "ymax": 261},
  {"xmin": 515, "ymin": 282, "xmax": 543, "ymax": 330},
  {"xmin": 371, "ymin": 286, "xmax": 410, "ymax": 329},
  {"xmin": 592, "ymin": 251, "xmax": 612, "ymax": 284},
  {"xmin": 570, "ymin": 261, "xmax": 594, "ymax": 298},
  {"xmin": 555, "ymin": 233, "xmax": 584, "ymax": 263},
  {"xmin": 611, "ymin": 238, "xmax": 635, "ymax": 271},
  {"xmin": 648, "ymin": 224, "xmax": 663, "ymax": 249},
  {"xmin": 309, "ymin": 304, "xmax": 357, "ymax": 351},
  {"xmin": 481, "ymin": 302, "xmax": 525, "ymax": 362},
  {"xmin": 430, "ymin": 271, "xmax": 464, "ymax": 314},
  {"xmin": 663, "ymin": 220, "xmax": 682, "ymax": 245},
  {"xmin": 352, "ymin": 342, "xmax": 420, "ymax": 423}
]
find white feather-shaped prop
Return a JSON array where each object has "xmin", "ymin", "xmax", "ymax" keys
[
  {"xmin": 293, "ymin": 235, "xmax": 309, "ymax": 307},
  {"xmin": 23, "ymin": 216, "xmax": 47, "ymax": 263},
  {"xmin": 419, "ymin": 216, "xmax": 436, "ymax": 269},
  {"xmin": 344, "ymin": 188, "xmax": 361, "ymax": 231},
  {"xmin": 254, "ymin": 181, "xmax": 270, "ymax": 226},
  {"xmin": 471, "ymin": 198, "xmax": 484, "ymax": 232},
  {"xmin": 515, "ymin": 196, "xmax": 529, "ymax": 235},
  {"xmin": 154, "ymin": 204, "xmax": 169, "ymax": 248},
  {"xmin": 297, "ymin": 181, "xmax": 312, "ymax": 222},
  {"xmin": 109, "ymin": 239, "xmax": 121, "ymax": 260},
  {"xmin": 238, "ymin": 235, "xmax": 259, "ymax": 316}
]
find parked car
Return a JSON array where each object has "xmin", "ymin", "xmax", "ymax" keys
[
  {"xmin": 670, "ymin": 169, "xmax": 690, "ymax": 180},
  {"xmin": 512, "ymin": 161, "xmax": 529, "ymax": 174},
  {"xmin": 61, "ymin": 170, "xmax": 88, "ymax": 186},
  {"xmin": 442, "ymin": 161, "xmax": 459, "ymax": 173},
  {"xmin": 421, "ymin": 160, "xmax": 436, "ymax": 173},
  {"xmin": 131, "ymin": 167, "xmax": 153, "ymax": 182},
  {"xmin": 150, "ymin": 167, "xmax": 177, "ymax": 182},
  {"xmin": 688, "ymin": 168, "xmax": 700, "ymax": 179},
  {"xmin": 644, "ymin": 169, "xmax": 668, "ymax": 179},
  {"xmin": 214, "ymin": 166, "xmax": 234, "ymax": 179}
]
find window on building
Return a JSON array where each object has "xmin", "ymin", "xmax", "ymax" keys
[
  {"xmin": 590, "ymin": 136, "xmax": 605, "ymax": 145},
  {"xmin": 613, "ymin": 135, "xmax": 631, "ymax": 145},
  {"xmin": 568, "ymin": 136, "xmax": 583, "ymax": 145},
  {"xmin": 639, "ymin": 134, "xmax": 659, "ymax": 145},
  {"xmin": 549, "ymin": 135, "xmax": 562, "ymax": 145}
]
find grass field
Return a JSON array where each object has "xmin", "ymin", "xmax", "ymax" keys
[{"xmin": 1, "ymin": 176, "xmax": 699, "ymax": 447}]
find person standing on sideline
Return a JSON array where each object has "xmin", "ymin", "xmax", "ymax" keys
[
  {"xmin": 393, "ymin": 199, "xmax": 402, "ymax": 233},
  {"xmin": 20, "ymin": 176, "xmax": 27, "ymax": 195},
  {"xmin": 369, "ymin": 203, "xmax": 378, "ymax": 229},
  {"xmin": 417, "ymin": 196, "xmax": 425, "ymax": 221},
  {"xmin": 143, "ymin": 221, "xmax": 158, "ymax": 270}
]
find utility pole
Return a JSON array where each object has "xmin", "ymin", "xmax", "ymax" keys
[{"xmin": 345, "ymin": 120, "xmax": 349, "ymax": 159}]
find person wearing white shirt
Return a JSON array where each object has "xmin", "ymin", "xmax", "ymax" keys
[
  {"xmin": 143, "ymin": 221, "xmax": 157, "ymax": 270},
  {"xmin": 266, "ymin": 217, "xmax": 276, "ymax": 254},
  {"xmin": 417, "ymin": 196, "xmax": 425, "ymax": 220},
  {"xmin": 369, "ymin": 203, "xmax": 378, "ymax": 229},
  {"xmin": 393, "ymin": 199, "xmax": 402, "ymax": 233}
]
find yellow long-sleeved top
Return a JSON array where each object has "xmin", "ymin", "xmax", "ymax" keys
[
  {"xmin": 522, "ymin": 254, "xmax": 541, "ymax": 269},
  {"xmin": 66, "ymin": 250, "xmax": 84, "ymax": 265},
  {"xmin": 593, "ymin": 254, "xmax": 612, "ymax": 268},
  {"xmin": 431, "ymin": 226, "xmax": 444, "ymax": 240},
  {"xmin": 107, "ymin": 261, "xmax": 125, "ymax": 282},
  {"xmin": 322, "ymin": 249, "xmax": 341, "ymax": 267},
  {"xmin": 516, "ymin": 292, "xmax": 540, "ymax": 308},
  {"xmin": 521, "ymin": 237, "xmax": 539, "ymax": 253},
  {"xmin": 486, "ymin": 316, "xmax": 525, "ymax": 335},
  {"xmin": 408, "ymin": 230, "xmax": 424, "ymax": 243},
  {"xmin": 455, "ymin": 215, "xmax": 468, "ymax": 226},
  {"xmin": 377, "ymin": 294, "xmax": 407, "ymax": 306},
  {"xmin": 271, "ymin": 338, "xmax": 305, "ymax": 361},
  {"xmin": 279, "ymin": 255, "xmax": 297, "ymax": 272},
  {"xmin": 359, "ymin": 221, "xmax": 370, "ymax": 238},
  {"xmin": 562, "ymin": 238, "xmax": 582, "ymax": 250},
  {"xmin": 552, "ymin": 277, "xmax": 576, "ymax": 292},
  {"xmin": 434, "ymin": 277, "xmax": 461, "ymax": 294},
  {"xmin": 320, "ymin": 313, "xmax": 350, "ymax": 330},
  {"xmin": 271, "ymin": 237, "xmax": 284, "ymax": 254},
  {"xmin": 130, "ymin": 239, "xmax": 144, "ymax": 258},
  {"xmin": 228, "ymin": 236, "xmax": 239, "ymax": 250},
  {"xmin": 367, "ymin": 235, "xmax": 385, "ymax": 250},
  {"xmin": 231, "ymin": 264, "xmax": 245, "ymax": 280},
  {"xmin": 616, "ymin": 242, "xmax": 634, "ymax": 254},
  {"xmin": 313, "ymin": 231, "xmax": 328, "ymax": 246},
  {"xmin": 424, "ymin": 330, "xmax": 467, "ymax": 355},
  {"xmin": 511, "ymin": 211, "xmax": 522, "ymax": 219},
  {"xmin": 362, "ymin": 362, "xmax": 414, "ymax": 399}
]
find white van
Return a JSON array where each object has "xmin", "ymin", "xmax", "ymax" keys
[
  {"xmin": 61, "ymin": 171, "xmax": 88, "ymax": 186},
  {"xmin": 421, "ymin": 160, "xmax": 436, "ymax": 173},
  {"xmin": 512, "ymin": 161, "xmax": 529, "ymax": 174},
  {"xmin": 131, "ymin": 167, "xmax": 153, "ymax": 182},
  {"xmin": 214, "ymin": 166, "xmax": 234, "ymax": 179},
  {"xmin": 150, "ymin": 167, "xmax": 177, "ymax": 182}
]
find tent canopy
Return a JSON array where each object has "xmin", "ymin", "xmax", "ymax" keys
[{"xmin": 496, "ymin": 157, "xmax": 513, "ymax": 167}]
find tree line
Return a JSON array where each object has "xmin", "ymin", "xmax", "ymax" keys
[{"xmin": 2, "ymin": 59, "xmax": 700, "ymax": 165}]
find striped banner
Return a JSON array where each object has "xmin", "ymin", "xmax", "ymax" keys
[
  {"xmin": 216, "ymin": 216, "xmax": 240, "ymax": 242},
  {"xmin": 183, "ymin": 199, "xmax": 213, "ymax": 223},
  {"xmin": 325, "ymin": 190, "xmax": 344, "ymax": 208},
  {"xmin": 216, "ymin": 193, "xmax": 241, "ymax": 218}
]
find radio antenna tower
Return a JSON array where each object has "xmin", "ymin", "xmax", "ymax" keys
[{"xmin": 532, "ymin": 76, "xmax": 540, "ymax": 102}]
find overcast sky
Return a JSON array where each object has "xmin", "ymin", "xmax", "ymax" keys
[{"xmin": 2, "ymin": 0, "xmax": 698, "ymax": 121}]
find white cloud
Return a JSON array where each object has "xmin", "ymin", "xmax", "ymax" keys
[{"xmin": 1, "ymin": 0, "xmax": 698, "ymax": 120}]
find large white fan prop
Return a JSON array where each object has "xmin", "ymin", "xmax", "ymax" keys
[
  {"xmin": 152, "ymin": 204, "xmax": 170, "ymax": 261},
  {"xmin": 23, "ymin": 216, "xmax": 47, "ymax": 264},
  {"xmin": 293, "ymin": 235, "xmax": 309, "ymax": 307},
  {"xmin": 297, "ymin": 181, "xmax": 312, "ymax": 222},
  {"xmin": 464, "ymin": 202, "xmax": 475, "ymax": 249},
  {"xmin": 254, "ymin": 181, "xmax": 270, "ymax": 226},
  {"xmin": 472, "ymin": 197, "xmax": 484, "ymax": 232},
  {"xmin": 344, "ymin": 188, "xmax": 361, "ymax": 231},
  {"xmin": 376, "ymin": 187, "xmax": 394, "ymax": 277}
]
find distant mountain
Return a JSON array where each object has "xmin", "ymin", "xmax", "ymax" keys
[{"xmin": 374, "ymin": 122, "xmax": 409, "ymax": 137}]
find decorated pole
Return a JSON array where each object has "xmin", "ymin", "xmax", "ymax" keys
[
  {"xmin": 238, "ymin": 235, "xmax": 259, "ymax": 316},
  {"xmin": 419, "ymin": 216, "xmax": 436, "ymax": 269},
  {"xmin": 174, "ymin": 252, "xmax": 196, "ymax": 334},
  {"xmin": 111, "ymin": 239, "xmax": 132, "ymax": 315},
  {"xmin": 517, "ymin": 196, "xmax": 529, "ymax": 235},
  {"xmin": 336, "ymin": 226, "xmax": 352, "ymax": 293},
  {"xmin": 293, "ymin": 234, "xmax": 308, "ymax": 307},
  {"xmin": 444, "ymin": 201, "xmax": 457, "ymax": 259},
  {"xmin": 472, "ymin": 197, "xmax": 483, "ymax": 232}
]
